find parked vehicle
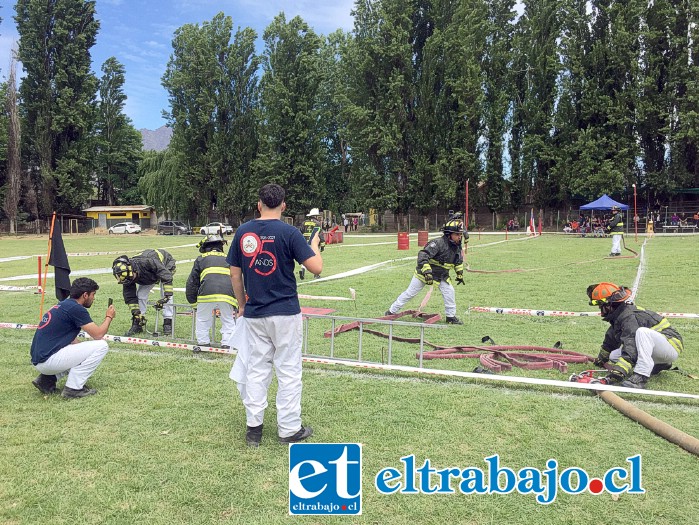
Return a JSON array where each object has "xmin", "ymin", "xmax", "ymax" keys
[
  {"xmin": 199, "ymin": 222, "xmax": 234, "ymax": 235},
  {"xmin": 157, "ymin": 220, "xmax": 192, "ymax": 235},
  {"xmin": 108, "ymin": 222, "xmax": 142, "ymax": 234}
]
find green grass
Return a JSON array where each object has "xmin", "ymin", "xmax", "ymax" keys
[{"xmin": 1, "ymin": 231, "xmax": 699, "ymax": 524}]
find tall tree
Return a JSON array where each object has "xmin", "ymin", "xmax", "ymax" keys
[
  {"xmin": 15, "ymin": 0, "xmax": 100, "ymax": 214},
  {"xmin": 162, "ymin": 12, "xmax": 259, "ymax": 223},
  {"xmin": 317, "ymin": 30, "xmax": 354, "ymax": 213},
  {"xmin": 344, "ymin": 0, "xmax": 417, "ymax": 218},
  {"xmin": 254, "ymin": 13, "xmax": 324, "ymax": 216},
  {"xmin": 482, "ymin": 0, "xmax": 516, "ymax": 213},
  {"xmin": 510, "ymin": 0, "xmax": 563, "ymax": 209},
  {"xmin": 95, "ymin": 57, "xmax": 143, "ymax": 205},
  {"xmin": 4, "ymin": 52, "xmax": 22, "ymax": 233}
]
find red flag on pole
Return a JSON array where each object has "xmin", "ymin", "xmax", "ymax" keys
[{"xmin": 49, "ymin": 215, "xmax": 71, "ymax": 301}]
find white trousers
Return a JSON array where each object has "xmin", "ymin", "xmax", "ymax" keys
[
  {"xmin": 194, "ymin": 302, "xmax": 236, "ymax": 345},
  {"xmin": 243, "ymin": 314, "xmax": 303, "ymax": 438},
  {"xmin": 389, "ymin": 276, "xmax": 457, "ymax": 317},
  {"xmin": 609, "ymin": 327, "xmax": 679, "ymax": 377},
  {"xmin": 611, "ymin": 234, "xmax": 622, "ymax": 254},
  {"xmin": 35, "ymin": 340, "xmax": 109, "ymax": 390},
  {"xmin": 137, "ymin": 283, "xmax": 173, "ymax": 319}
]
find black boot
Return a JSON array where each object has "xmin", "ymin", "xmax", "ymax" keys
[
  {"xmin": 246, "ymin": 424, "xmax": 263, "ymax": 447},
  {"xmin": 32, "ymin": 374, "xmax": 58, "ymax": 395},
  {"xmin": 298, "ymin": 268, "xmax": 306, "ymax": 280},
  {"xmin": 446, "ymin": 316, "xmax": 463, "ymax": 325},
  {"xmin": 620, "ymin": 373, "xmax": 649, "ymax": 389},
  {"xmin": 163, "ymin": 318, "xmax": 173, "ymax": 336},
  {"xmin": 125, "ymin": 316, "xmax": 144, "ymax": 337}
]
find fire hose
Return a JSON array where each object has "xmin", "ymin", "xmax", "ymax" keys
[{"xmin": 597, "ymin": 390, "xmax": 699, "ymax": 456}]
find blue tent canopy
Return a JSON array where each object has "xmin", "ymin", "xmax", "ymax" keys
[{"xmin": 579, "ymin": 194, "xmax": 629, "ymax": 211}]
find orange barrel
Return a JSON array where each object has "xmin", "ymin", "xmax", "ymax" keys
[
  {"xmin": 336, "ymin": 231, "xmax": 343, "ymax": 243},
  {"xmin": 417, "ymin": 230, "xmax": 429, "ymax": 247},
  {"xmin": 397, "ymin": 232, "xmax": 410, "ymax": 250}
]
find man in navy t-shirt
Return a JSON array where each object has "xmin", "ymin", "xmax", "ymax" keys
[
  {"xmin": 30, "ymin": 277, "xmax": 116, "ymax": 398},
  {"xmin": 227, "ymin": 183, "xmax": 322, "ymax": 447}
]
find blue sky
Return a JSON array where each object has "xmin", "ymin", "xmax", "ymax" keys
[{"xmin": 0, "ymin": 0, "xmax": 356, "ymax": 130}]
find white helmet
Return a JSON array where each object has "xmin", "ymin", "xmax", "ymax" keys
[{"xmin": 307, "ymin": 208, "xmax": 321, "ymax": 217}]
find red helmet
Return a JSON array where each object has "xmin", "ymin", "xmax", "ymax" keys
[{"xmin": 587, "ymin": 282, "xmax": 631, "ymax": 306}]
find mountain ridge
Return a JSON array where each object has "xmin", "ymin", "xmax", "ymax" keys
[{"xmin": 140, "ymin": 125, "xmax": 172, "ymax": 151}]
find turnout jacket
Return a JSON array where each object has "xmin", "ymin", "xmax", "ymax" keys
[
  {"xmin": 301, "ymin": 220, "xmax": 325, "ymax": 251},
  {"xmin": 185, "ymin": 250, "xmax": 237, "ymax": 308},
  {"xmin": 601, "ymin": 303, "xmax": 683, "ymax": 364},
  {"xmin": 415, "ymin": 235, "xmax": 464, "ymax": 284},
  {"xmin": 606, "ymin": 213, "xmax": 624, "ymax": 235},
  {"xmin": 122, "ymin": 249, "xmax": 176, "ymax": 310}
]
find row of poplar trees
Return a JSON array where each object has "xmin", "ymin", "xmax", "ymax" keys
[{"xmin": 2, "ymin": 0, "xmax": 698, "ymax": 228}]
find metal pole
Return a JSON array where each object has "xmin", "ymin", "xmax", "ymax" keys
[
  {"xmin": 388, "ymin": 323, "xmax": 393, "ymax": 365},
  {"xmin": 418, "ymin": 326, "xmax": 425, "ymax": 368},
  {"xmin": 633, "ymin": 184, "xmax": 638, "ymax": 242},
  {"xmin": 330, "ymin": 318, "xmax": 335, "ymax": 358},
  {"xmin": 465, "ymin": 179, "xmax": 469, "ymax": 230},
  {"xmin": 358, "ymin": 321, "xmax": 363, "ymax": 361}
]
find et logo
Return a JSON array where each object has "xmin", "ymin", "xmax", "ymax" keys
[{"xmin": 289, "ymin": 443, "xmax": 362, "ymax": 515}]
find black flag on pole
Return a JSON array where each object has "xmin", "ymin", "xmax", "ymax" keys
[{"xmin": 49, "ymin": 218, "xmax": 71, "ymax": 301}]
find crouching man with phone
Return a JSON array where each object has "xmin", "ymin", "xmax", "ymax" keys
[{"xmin": 30, "ymin": 278, "xmax": 116, "ymax": 399}]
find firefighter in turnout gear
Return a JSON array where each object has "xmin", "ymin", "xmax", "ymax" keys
[
  {"xmin": 186, "ymin": 235, "xmax": 238, "ymax": 348},
  {"xmin": 587, "ymin": 282, "xmax": 683, "ymax": 389},
  {"xmin": 112, "ymin": 249, "xmax": 176, "ymax": 336},
  {"xmin": 606, "ymin": 206, "xmax": 624, "ymax": 256},
  {"xmin": 386, "ymin": 218, "xmax": 467, "ymax": 324},
  {"xmin": 298, "ymin": 208, "xmax": 325, "ymax": 280}
]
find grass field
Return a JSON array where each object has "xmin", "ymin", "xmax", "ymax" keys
[{"xmin": 1, "ymin": 231, "xmax": 698, "ymax": 524}]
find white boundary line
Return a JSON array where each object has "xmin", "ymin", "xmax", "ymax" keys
[{"xmin": 468, "ymin": 306, "xmax": 699, "ymax": 319}]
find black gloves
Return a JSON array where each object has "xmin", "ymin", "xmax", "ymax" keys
[
  {"xmin": 455, "ymin": 271, "xmax": 465, "ymax": 285},
  {"xmin": 593, "ymin": 348, "xmax": 611, "ymax": 368},
  {"xmin": 423, "ymin": 271, "xmax": 434, "ymax": 285},
  {"xmin": 154, "ymin": 297, "xmax": 170, "ymax": 309}
]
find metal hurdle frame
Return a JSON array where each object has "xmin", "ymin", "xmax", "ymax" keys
[
  {"xmin": 150, "ymin": 300, "xmax": 221, "ymax": 343},
  {"xmin": 301, "ymin": 313, "xmax": 446, "ymax": 367}
]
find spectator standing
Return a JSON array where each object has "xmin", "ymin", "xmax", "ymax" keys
[
  {"xmin": 228, "ymin": 184, "xmax": 323, "ymax": 447},
  {"xmin": 30, "ymin": 278, "xmax": 115, "ymax": 398}
]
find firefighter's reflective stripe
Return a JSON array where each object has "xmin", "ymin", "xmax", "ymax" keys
[
  {"xmin": 201, "ymin": 267, "xmax": 231, "ymax": 278},
  {"xmin": 428, "ymin": 259, "xmax": 460, "ymax": 270},
  {"xmin": 197, "ymin": 293, "xmax": 237, "ymax": 306},
  {"xmin": 651, "ymin": 318, "xmax": 684, "ymax": 353}
]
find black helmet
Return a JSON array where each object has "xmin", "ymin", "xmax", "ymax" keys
[
  {"xmin": 442, "ymin": 219, "xmax": 468, "ymax": 245},
  {"xmin": 197, "ymin": 234, "xmax": 227, "ymax": 253},
  {"xmin": 442, "ymin": 219, "xmax": 464, "ymax": 235},
  {"xmin": 112, "ymin": 255, "xmax": 136, "ymax": 285},
  {"xmin": 611, "ymin": 206, "xmax": 620, "ymax": 213}
]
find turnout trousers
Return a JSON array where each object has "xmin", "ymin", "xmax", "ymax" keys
[
  {"xmin": 389, "ymin": 276, "xmax": 457, "ymax": 317},
  {"xmin": 609, "ymin": 327, "xmax": 679, "ymax": 377},
  {"xmin": 194, "ymin": 302, "xmax": 236, "ymax": 346}
]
